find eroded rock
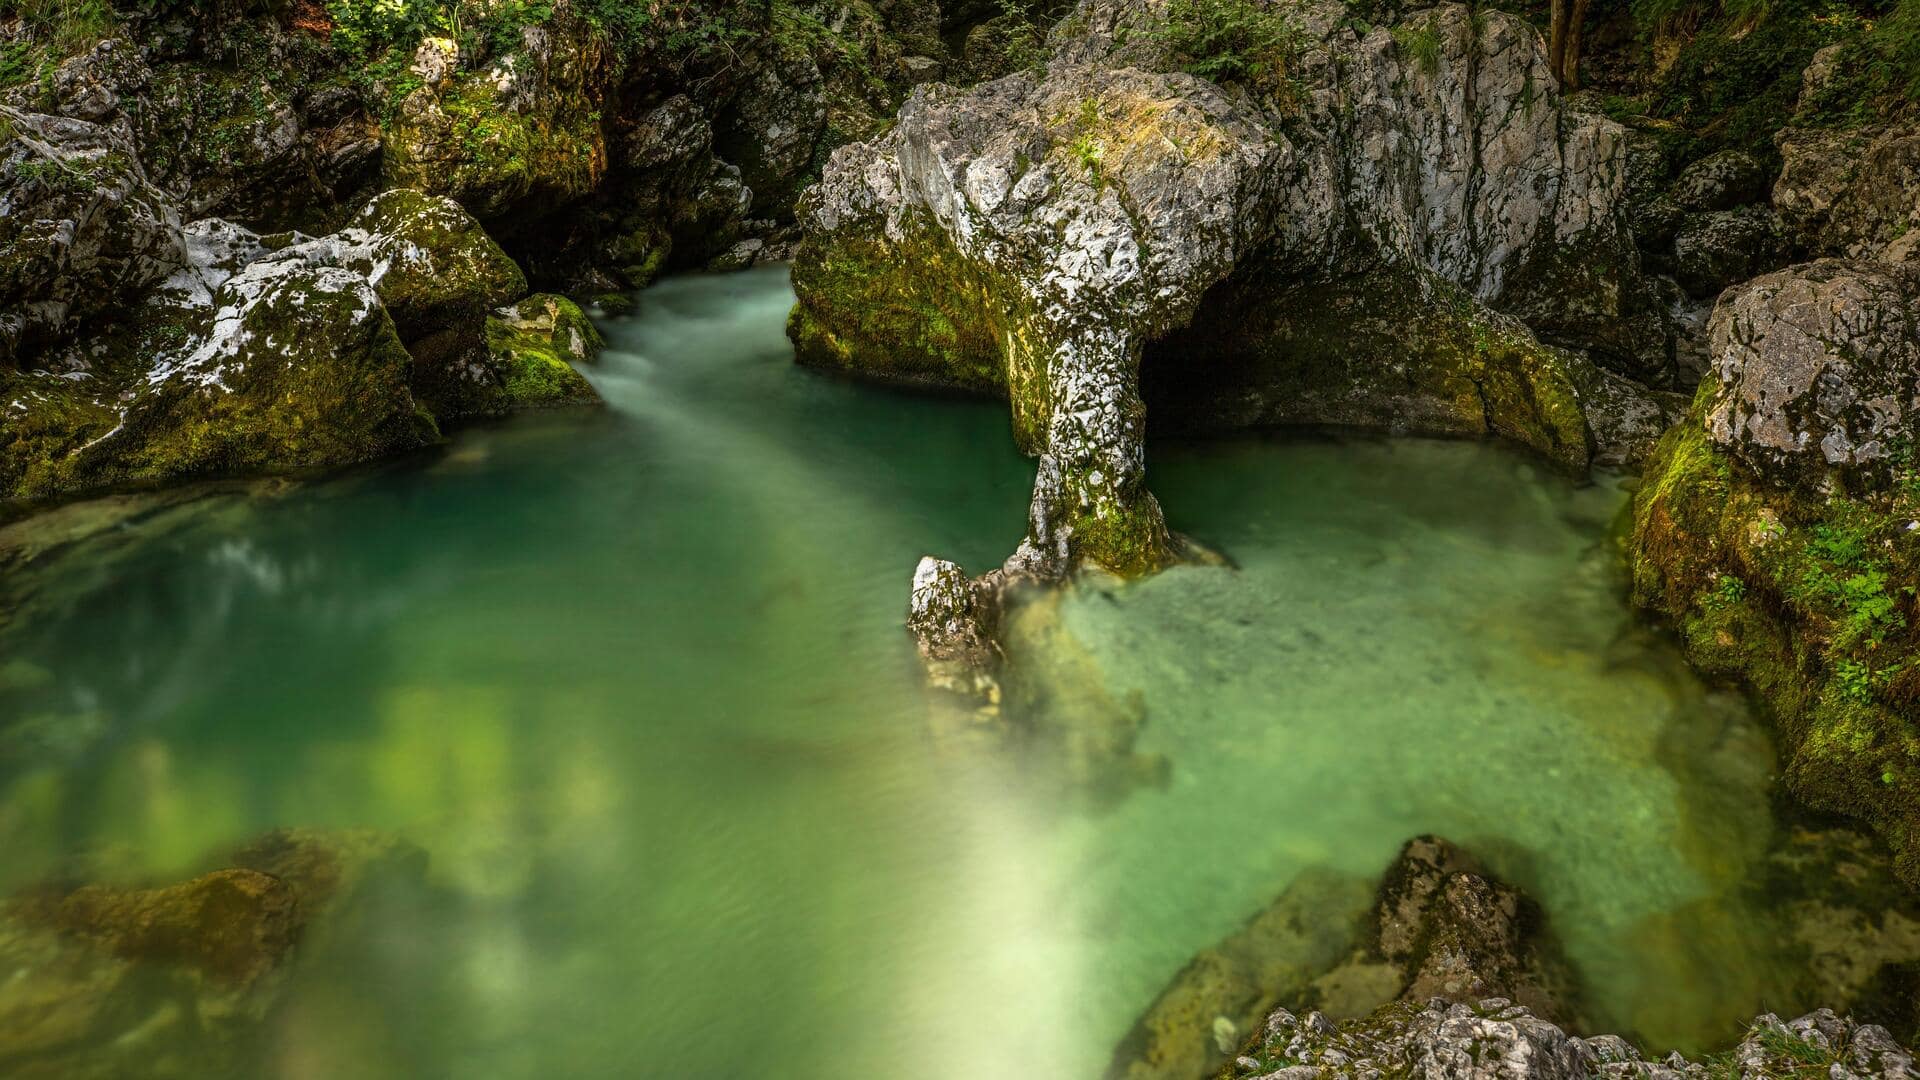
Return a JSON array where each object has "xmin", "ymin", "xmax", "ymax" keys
[{"xmin": 794, "ymin": 0, "xmax": 1670, "ymax": 593}]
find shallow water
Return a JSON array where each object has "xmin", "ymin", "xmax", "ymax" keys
[{"xmin": 0, "ymin": 267, "xmax": 1861, "ymax": 1075}]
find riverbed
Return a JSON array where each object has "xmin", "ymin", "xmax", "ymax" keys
[{"xmin": 0, "ymin": 266, "xmax": 1889, "ymax": 1076}]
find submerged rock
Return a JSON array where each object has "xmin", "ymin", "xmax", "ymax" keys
[
  {"xmin": 9, "ymin": 869, "xmax": 299, "ymax": 986},
  {"xmin": 1112, "ymin": 837, "xmax": 1578, "ymax": 1080},
  {"xmin": 0, "ymin": 826, "xmax": 428, "ymax": 1079}
]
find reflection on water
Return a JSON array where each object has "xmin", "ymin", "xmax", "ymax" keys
[{"xmin": 0, "ymin": 267, "xmax": 1906, "ymax": 1077}]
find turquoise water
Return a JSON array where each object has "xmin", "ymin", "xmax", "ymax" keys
[{"xmin": 0, "ymin": 267, "xmax": 1857, "ymax": 1075}]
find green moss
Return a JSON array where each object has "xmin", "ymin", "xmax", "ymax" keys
[
  {"xmin": 482, "ymin": 294, "xmax": 604, "ymax": 410},
  {"xmin": 1629, "ymin": 400, "xmax": 1920, "ymax": 885},
  {"xmin": 1142, "ymin": 267, "xmax": 1593, "ymax": 475},
  {"xmin": 383, "ymin": 75, "xmax": 606, "ymax": 218},
  {"xmin": 788, "ymin": 206, "xmax": 1024, "ymax": 405}
]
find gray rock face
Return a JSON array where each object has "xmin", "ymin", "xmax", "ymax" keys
[
  {"xmin": 0, "ymin": 106, "xmax": 187, "ymax": 366},
  {"xmin": 1234, "ymin": 1002, "xmax": 1917, "ymax": 1079},
  {"xmin": 1776, "ymin": 125, "xmax": 1920, "ymax": 264},
  {"xmin": 1702, "ymin": 259, "xmax": 1920, "ymax": 488},
  {"xmin": 1670, "ymin": 148, "xmax": 1772, "ymax": 213},
  {"xmin": 795, "ymin": 0, "xmax": 1666, "ymax": 586},
  {"xmin": 1672, "ymin": 205, "xmax": 1788, "ymax": 298}
]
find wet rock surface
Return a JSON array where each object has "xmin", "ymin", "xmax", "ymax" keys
[
  {"xmin": 1111, "ymin": 837, "xmax": 1579, "ymax": 1080},
  {"xmin": 0, "ymin": 827, "xmax": 427, "ymax": 1080},
  {"xmin": 1229, "ymin": 1001, "xmax": 1916, "ymax": 1080}
]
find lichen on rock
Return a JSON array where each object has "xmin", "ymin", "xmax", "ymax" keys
[{"xmin": 1629, "ymin": 258, "xmax": 1920, "ymax": 888}]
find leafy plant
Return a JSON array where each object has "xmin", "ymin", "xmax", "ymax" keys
[
  {"xmin": 1067, "ymin": 96, "xmax": 1105, "ymax": 187},
  {"xmin": 1141, "ymin": 0, "xmax": 1301, "ymax": 90},
  {"xmin": 0, "ymin": 0, "xmax": 117, "ymax": 53},
  {"xmin": 1391, "ymin": 17, "xmax": 1442, "ymax": 74},
  {"xmin": 1705, "ymin": 572, "xmax": 1749, "ymax": 609}
]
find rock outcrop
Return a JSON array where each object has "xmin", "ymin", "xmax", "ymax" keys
[
  {"xmin": 1226, "ymin": 1002, "xmax": 1916, "ymax": 1079},
  {"xmin": 0, "ymin": 48, "xmax": 609, "ymax": 506},
  {"xmin": 1111, "ymin": 837, "xmax": 1578, "ymax": 1080},
  {"xmin": 800, "ymin": 0, "xmax": 1675, "ymax": 703},
  {"xmin": 1629, "ymin": 258, "xmax": 1920, "ymax": 887}
]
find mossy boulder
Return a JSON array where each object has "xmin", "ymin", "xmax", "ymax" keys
[
  {"xmin": 278, "ymin": 188, "xmax": 530, "ymax": 418},
  {"xmin": 381, "ymin": 19, "xmax": 612, "ymax": 220},
  {"xmin": 483, "ymin": 293, "xmax": 603, "ymax": 410},
  {"xmin": 1629, "ymin": 260, "xmax": 1920, "ymax": 887},
  {"xmin": 0, "ymin": 245, "xmax": 440, "ymax": 502}
]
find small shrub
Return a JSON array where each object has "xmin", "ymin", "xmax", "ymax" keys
[
  {"xmin": 1067, "ymin": 96, "xmax": 1105, "ymax": 186},
  {"xmin": 1391, "ymin": 17, "xmax": 1442, "ymax": 74},
  {"xmin": 1141, "ymin": 0, "xmax": 1302, "ymax": 91}
]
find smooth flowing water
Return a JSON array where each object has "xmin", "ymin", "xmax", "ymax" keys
[{"xmin": 0, "ymin": 267, "xmax": 1866, "ymax": 1076}]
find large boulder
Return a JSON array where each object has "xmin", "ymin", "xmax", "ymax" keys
[
  {"xmin": 1629, "ymin": 259, "xmax": 1920, "ymax": 888},
  {"xmin": 1701, "ymin": 259, "xmax": 1920, "ymax": 489},
  {"xmin": 1776, "ymin": 125, "xmax": 1920, "ymax": 264},
  {"xmin": 0, "ymin": 181, "xmax": 609, "ymax": 501},
  {"xmin": 1672, "ymin": 206, "xmax": 1789, "ymax": 299}
]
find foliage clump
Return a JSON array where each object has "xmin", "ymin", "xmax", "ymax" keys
[{"xmin": 1137, "ymin": 0, "xmax": 1303, "ymax": 92}]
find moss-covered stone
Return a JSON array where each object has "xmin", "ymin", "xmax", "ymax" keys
[
  {"xmin": 483, "ymin": 293, "xmax": 603, "ymax": 410},
  {"xmin": 1, "ymin": 260, "xmax": 438, "ymax": 502},
  {"xmin": 1629, "ymin": 392, "xmax": 1920, "ymax": 887},
  {"xmin": 383, "ymin": 69, "xmax": 609, "ymax": 220},
  {"xmin": 1145, "ymin": 267, "xmax": 1595, "ymax": 475}
]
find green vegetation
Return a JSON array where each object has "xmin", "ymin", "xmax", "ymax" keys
[
  {"xmin": 1701, "ymin": 1022, "xmax": 1845, "ymax": 1078},
  {"xmin": 1594, "ymin": 0, "xmax": 1919, "ymax": 161},
  {"xmin": 1138, "ymin": 0, "xmax": 1303, "ymax": 91},
  {"xmin": 1630, "ymin": 405, "xmax": 1920, "ymax": 885},
  {"xmin": 1391, "ymin": 16, "xmax": 1443, "ymax": 74},
  {"xmin": 0, "ymin": 0, "xmax": 117, "ymax": 89},
  {"xmin": 0, "ymin": 0, "xmax": 117, "ymax": 54},
  {"xmin": 1067, "ymin": 96, "xmax": 1106, "ymax": 187}
]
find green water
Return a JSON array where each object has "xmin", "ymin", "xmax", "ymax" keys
[{"xmin": 0, "ymin": 267, "xmax": 1843, "ymax": 1075}]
